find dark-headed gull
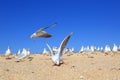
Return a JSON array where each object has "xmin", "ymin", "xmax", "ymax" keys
[
  {"xmin": 30, "ymin": 23, "xmax": 57, "ymax": 38},
  {"xmin": 46, "ymin": 32, "xmax": 73, "ymax": 66}
]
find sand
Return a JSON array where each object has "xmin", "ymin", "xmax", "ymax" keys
[{"xmin": 0, "ymin": 52, "xmax": 120, "ymax": 80}]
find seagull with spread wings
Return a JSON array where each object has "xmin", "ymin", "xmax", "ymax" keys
[
  {"xmin": 30, "ymin": 23, "xmax": 57, "ymax": 38},
  {"xmin": 46, "ymin": 32, "xmax": 73, "ymax": 66}
]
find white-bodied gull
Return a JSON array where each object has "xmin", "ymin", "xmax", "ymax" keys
[
  {"xmin": 46, "ymin": 32, "xmax": 73, "ymax": 66},
  {"xmin": 30, "ymin": 23, "xmax": 57, "ymax": 38},
  {"xmin": 15, "ymin": 48, "xmax": 30, "ymax": 60},
  {"xmin": 79, "ymin": 46, "xmax": 84, "ymax": 53},
  {"xmin": 5, "ymin": 46, "xmax": 11, "ymax": 57},
  {"xmin": 42, "ymin": 48, "xmax": 50, "ymax": 55},
  {"xmin": 105, "ymin": 45, "xmax": 111, "ymax": 52},
  {"xmin": 17, "ymin": 49, "xmax": 21, "ymax": 55},
  {"xmin": 112, "ymin": 44, "xmax": 118, "ymax": 52}
]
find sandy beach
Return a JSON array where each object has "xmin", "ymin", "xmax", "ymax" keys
[{"xmin": 0, "ymin": 52, "xmax": 120, "ymax": 80}]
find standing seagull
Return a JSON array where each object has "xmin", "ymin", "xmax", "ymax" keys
[
  {"xmin": 30, "ymin": 23, "xmax": 57, "ymax": 38},
  {"xmin": 5, "ymin": 46, "xmax": 11, "ymax": 57},
  {"xmin": 46, "ymin": 32, "xmax": 73, "ymax": 66}
]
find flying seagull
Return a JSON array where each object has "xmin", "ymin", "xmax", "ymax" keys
[
  {"xmin": 46, "ymin": 32, "xmax": 73, "ymax": 66},
  {"xmin": 30, "ymin": 23, "xmax": 57, "ymax": 38}
]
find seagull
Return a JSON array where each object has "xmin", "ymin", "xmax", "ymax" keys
[
  {"xmin": 5, "ymin": 46, "xmax": 11, "ymax": 57},
  {"xmin": 105, "ymin": 45, "xmax": 111, "ymax": 52},
  {"xmin": 17, "ymin": 49, "xmax": 21, "ymax": 56},
  {"xmin": 46, "ymin": 32, "xmax": 73, "ymax": 66},
  {"xmin": 42, "ymin": 48, "xmax": 50, "ymax": 56},
  {"xmin": 15, "ymin": 48, "xmax": 30, "ymax": 60},
  {"xmin": 30, "ymin": 23, "xmax": 57, "ymax": 38},
  {"xmin": 112, "ymin": 44, "xmax": 118, "ymax": 52}
]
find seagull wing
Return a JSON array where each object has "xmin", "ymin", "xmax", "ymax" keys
[
  {"xmin": 36, "ymin": 22, "xmax": 57, "ymax": 33},
  {"xmin": 58, "ymin": 32, "xmax": 73, "ymax": 57},
  {"xmin": 45, "ymin": 42, "xmax": 54, "ymax": 56}
]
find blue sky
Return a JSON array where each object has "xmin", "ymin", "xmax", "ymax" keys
[{"xmin": 0, "ymin": 0, "xmax": 120, "ymax": 53}]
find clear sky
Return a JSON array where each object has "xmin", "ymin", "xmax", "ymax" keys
[{"xmin": 0, "ymin": 0, "xmax": 120, "ymax": 53}]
